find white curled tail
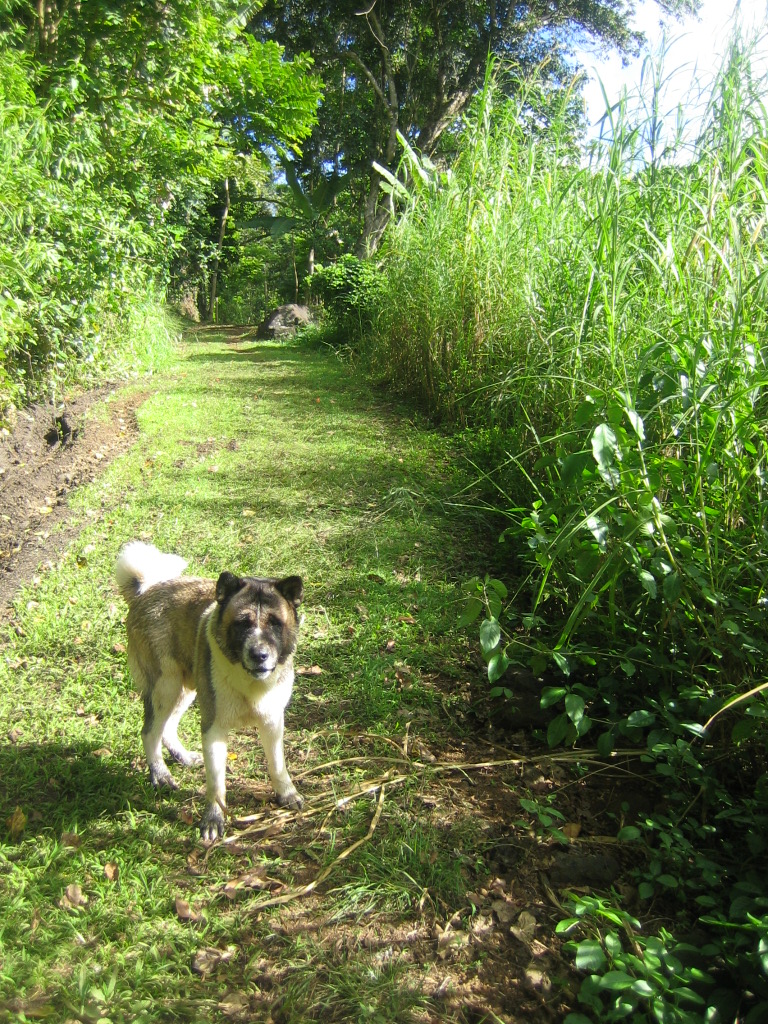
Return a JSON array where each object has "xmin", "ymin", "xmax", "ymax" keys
[{"xmin": 115, "ymin": 541, "xmax": 188, "ymax": 604}]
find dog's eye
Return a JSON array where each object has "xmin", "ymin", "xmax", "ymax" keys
[{"xmin": 235, "ymin": 614, "xmax": 254, "ymax": 627}]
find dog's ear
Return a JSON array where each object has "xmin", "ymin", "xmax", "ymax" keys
[
  {"xmin": 276, "ymin": 575, "xmax": 303, "ymax": 609},
  {"xmin": 216, "ymin": 571, "xmax": 242, "ymax": 605}
]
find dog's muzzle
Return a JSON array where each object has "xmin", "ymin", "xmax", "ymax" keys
[{"xmin": 243, "ymin": 641, "xmax": 277, "ymax": 677}]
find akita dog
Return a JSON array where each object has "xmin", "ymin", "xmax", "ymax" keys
[{"xmin": 115, "ymin": 541, "xmax": 304, "ymax": 839}]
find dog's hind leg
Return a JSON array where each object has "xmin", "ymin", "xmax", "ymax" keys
[
  {"xmin": 141, "ymin": 672, "xmax": 186, "ymax": 789},
  {"xmin": 162, "ymin": 686, "xmax": 203, "ymax": 768}
]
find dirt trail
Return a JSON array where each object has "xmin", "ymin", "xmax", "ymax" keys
[
  {"xmin": 0, "ymin": 386, "xmax": 144, "ymax": 611},
  {"xmin": 0, "ymin": 337, "xmax": 639, "ymax": 1023}
]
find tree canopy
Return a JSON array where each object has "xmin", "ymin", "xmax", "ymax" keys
[{"xmin": 251, "ymin": 0, "xmax": 700, "ymax": 243}]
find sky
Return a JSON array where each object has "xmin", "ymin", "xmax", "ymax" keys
[{"xmin": 579, "ymin": 0, "xmax": 768, "ymax": 133}]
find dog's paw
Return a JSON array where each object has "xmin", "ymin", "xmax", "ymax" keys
[
  {"xmin": 149, "ymin": 764, "xmax": 179, "ymax": 790},
  {"xmin": 276, "ymin": 789, "xmax": 304, "ymax": 811},
  {"xmin": 199, "ymin": 804, "xmax": 226, "ymax": 841},
  {"xmin": 176, "ymin": 750, "xmax": 204, "ymax": 768}
]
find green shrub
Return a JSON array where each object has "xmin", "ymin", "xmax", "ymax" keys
[{"xmin": 311, "ymin": 254, "xmax": 384, "ymax": 344}]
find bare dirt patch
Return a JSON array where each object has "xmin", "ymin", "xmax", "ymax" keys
[{"xmin": 0, "ymin": 386, "xmax": 145, "ymax": 611}]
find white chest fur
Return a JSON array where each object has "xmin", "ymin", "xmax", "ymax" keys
[{"xmin": 207, "ymin": 624, "xmax": 294, "ymax": 731}]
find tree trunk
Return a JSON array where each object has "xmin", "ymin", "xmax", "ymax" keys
[
  {"xmin": 207, "ymin": 177, "xmax": 230, "ymax": 321},
  {"xmin": 351, "ymin": 8, "xmax": 401, "ymax": 252}
]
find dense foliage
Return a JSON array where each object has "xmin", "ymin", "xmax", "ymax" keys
[
  {"xmin": 0, "ymin": 0, "xmax": 320, "ymax": 415},
  {"xmin": 362, "ymin": 34, "xmax": 768, "ymax": 1021}
]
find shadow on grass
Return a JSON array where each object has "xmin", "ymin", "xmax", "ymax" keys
[
  {"xmin": 183, "ymin": 345, "xmax": 309, "ymax": 363},
  {"xmin": 0, "ymin": 740, "xmax": 175, "ymax": 835}
]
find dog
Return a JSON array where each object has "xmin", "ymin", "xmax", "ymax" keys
[{"xmin": 115, "ymin": 541, "xmax": 304, "ymax": 839}]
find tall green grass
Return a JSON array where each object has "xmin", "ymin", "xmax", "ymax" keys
[
  {"xmin": 366, "ymin": 31, "xmax": 768, "ymax": 1021},
  {"xmin": 369, "ymin": 30, "xmax": 768, "ymax": 706}
]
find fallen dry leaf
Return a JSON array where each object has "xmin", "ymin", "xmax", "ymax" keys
[
  {"xmin": 175, "ymin": 897, "xmax": 204, "ymax": 923},
  {"xmin": 221, "ymin": 869, "xmax": 269, "ymax": 899},
  {"xmin": 525, "ymin": 966, "xmax": 551, "ymax": 993},
  {"xmin": 6, "ymin": 806, "xmax": 26, "ymax": 840},
  {"xmin": 296, "ymin": 664, "xmax": 323, "ymax": 676},
  {"xmin": 470, "ymin": 914, "xmax": 495, "ymax": 940},
  {"xmin": 437, "ymin": 927, "xmax": 470, "ymax": 958},
  {"xmin": 511, "ymin": 910, "xmax": 538, "ymax": 944},
  {"xmin": 413, "ymin": 739, "xmax": 436, "ymax": 763},
  {"xmin": 491, "ymin": 898, "xmax": 516, "ymax": 925},
  {"xmin": 104, "ymin": 862, "xmax": 119, "ymax": 882},
  {"xmin": 61, "ymin": 832, "xmax": 81, "ymax": 848},
  {"xmin": 562, "ymin": 822, "xmax": 582, "ymax": 840},
  {"xmin": 218, "ymin": 991, "xmax": 249, "ymax": 1016},
  {"xmin": 191, "ymin": 946, "xmax": 234, "ymax": 975},
  {"xmin": 59, "ymin": 883, "xmax": 88, "ymax": 910}
]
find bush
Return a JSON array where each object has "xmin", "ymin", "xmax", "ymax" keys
[{"xmin": 311, "ymin": 254, "xmax": 384, "ymax": 344}]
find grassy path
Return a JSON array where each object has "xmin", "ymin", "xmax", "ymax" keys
[{"xmin": 0, "ymin": 330, "xmax": 561, "ymax": 1023}]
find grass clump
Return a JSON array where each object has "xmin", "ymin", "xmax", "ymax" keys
[{"xmin": 367, "ymin": 28, "xmax": 768, "ymax": 732}]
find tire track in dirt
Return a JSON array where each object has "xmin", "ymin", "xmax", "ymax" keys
[{"xmin": 0, "ymin": 386, "xmax": 146, "ymax": 612}]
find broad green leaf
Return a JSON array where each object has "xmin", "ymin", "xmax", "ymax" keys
[
  {"xmin": 547, "ymin": 712, "xmax": 571, "ymax": 747},
  {"xmin": 656, "ymin": 874, "xmax": 678, "ymax": 887},
  {"xmin": 541, "ymin": 686, "xmax": 567, "ymax": 708},
  {"xmin": 458, "ymin": 597, "xmax": 483, "ymax": 627},
  {"xmin": 630, "ymin": 978, "xmax": 655, "ymax": 995},
  {"xmin": 561, "ymin": 451, "xmax": 592, "ymax": 486},
  {"xmin": 479, "ymin": 617, "xmax": 501, "ymax": 656},
  {"xmin": 597, "ymin": 970, "xmax": 635, "ymax": 991},
  {"xmin": 597, "ymin": 730, "xmax": 615, "ymax": 756},
  {"xmin": 574, "ymin": 398, "xmax": 596, "ymax": 427},
  {"xmin": 591, "ymin": 423, "xmax": 621, "ymax": 486},
  {"xmin": 617, "ymin": 826, "xmax": 642, "ymax": 840},
  {"xmin": 639, "ymin": 570, "xmax": 657, "ymax": 599},
  {"xmin": 487, "ymin": 650, "xmax": 510, "ymax": 684},
  {"xmin": 486, "ymin": 578, "xmax": 508, "ymax": 599},
  {"xmin": 553, "ymin": 651, "xmax": 571, "ymax": 676},
  {"xmin": 627, "ymin": 709, "xmax": 655, "ymax": 727},
  {"xmin": 565, "ymin": 693, "xmax": 585, "ymax": 726},
  {"xmin": 625, "ymin": 407, "xmax": 645, "ymax": 440},
  {"xmin": 575, "ymin": 941, "xmax": 607, "ymax": 972},
  {"xmin": 662, "ymin": 572, "xmax": 682, "ymax": 603}
]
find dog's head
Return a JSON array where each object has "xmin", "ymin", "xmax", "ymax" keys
[{"xmin": 213, "ymin": 572, "xmax": 303, "ymax": 679}]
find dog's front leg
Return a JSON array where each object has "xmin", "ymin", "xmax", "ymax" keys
[
  {"xmin": 257, "ymin": 713, "xmax": 304, "ymax": 810},
  {"xmin": 200, "ymin": 724, "xmax": 228, "ymax": 840}
]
